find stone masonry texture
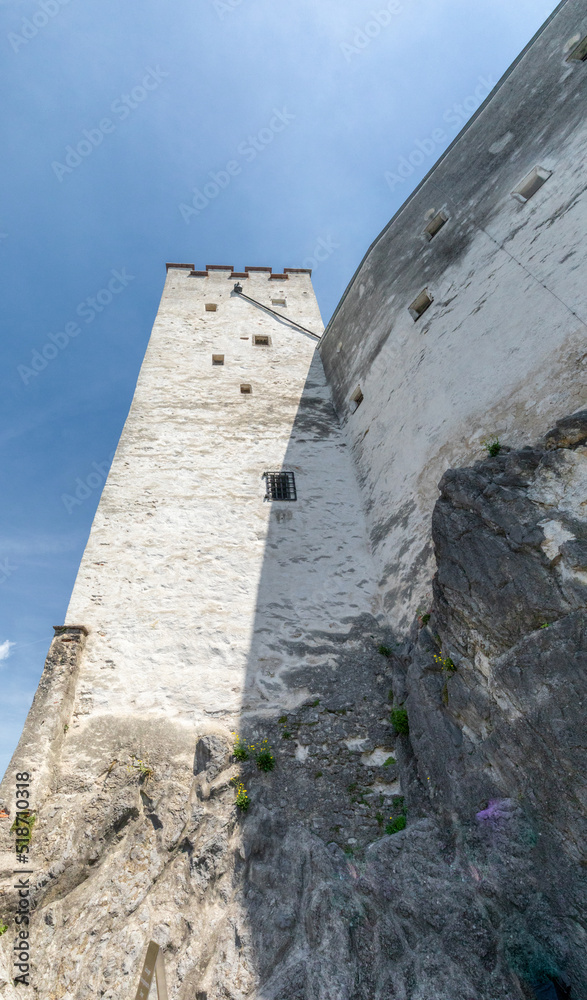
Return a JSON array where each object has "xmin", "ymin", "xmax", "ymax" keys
[{"xmin": 1, "ymin": 2, "xmax": 587, "ymax": 998}]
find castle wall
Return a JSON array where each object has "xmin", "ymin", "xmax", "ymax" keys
[{"xmin": 319, "ymin": 0, "xmax": 587, "ymax": 632}]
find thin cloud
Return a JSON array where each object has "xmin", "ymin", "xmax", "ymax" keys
[{"xmin": 0, "ymin": 641, "xmax": 14, "ymax": 662}]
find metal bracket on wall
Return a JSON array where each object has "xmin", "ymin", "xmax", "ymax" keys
[
  {"xmin": 233, "ymin": 284, "xmax": 321, "ymax": 340},
  {"xmin": 134, "ymin": 940, "xmax": 169, "ymax": 1000}
]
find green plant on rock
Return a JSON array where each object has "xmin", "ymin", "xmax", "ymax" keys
[
  {"xmin": 383, "ymin": 756, "xmax": 396, "ymax": 767},
  {"xmin": 417, "ymin": 607, "xmax": 432, "ymax": 627},
  {"xmin": 128, "ymin": 755, "xmax": 154, "ymax": 781},
  {"xmin": 385, "ymin": 814, "xmax": 407, "ymax": 835},
  {"xmin": 482, "ymin": 436, "xmax": 501, "ymax": 457},
  {"xmin": 0, "ymin": 921, "xmax": 8, "ymax": 936},
  {"xmin": 385, "ymin": 795, "xmax": 407, "ymax": 835},
  {"xmin": 235, "ymin": 783, "xmax": 250, "ymax": 812},
  {"xmin": 11, "ymin": 812, "xmax": 35, "ymax": 848},
  {"xmin": 390, "ymin": 707, "xmax": 409, "ymax": 736},
  {"xmin": 255, "ymin": 741, "xmax": 275, "ymax": 772},
  {"xmin": 232, "ymin": 734, "xmax": 254, "ymax": 761},
  {"xmin": 434, "ymin": 652, "xmax": 456, "ymax": 674},
  {"xmin": 378, "ymin": 644, "xmax": 392, "ymax": 658}
]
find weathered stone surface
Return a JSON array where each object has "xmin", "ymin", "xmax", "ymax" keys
[
  {"xmin": 2, "ymin": 418, "xmax": 585, "ymax": 999},
  {"xmin": 393, "ymin": 416, "xmax": 587, "ymax": 998}
]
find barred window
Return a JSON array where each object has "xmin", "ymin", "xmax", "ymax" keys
[{"xmin": 263, "ymin": 471, "xmax": 297, "ymax": 502}]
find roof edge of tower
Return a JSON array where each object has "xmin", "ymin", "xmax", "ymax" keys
[{"xmin": 167, "ymin": 264, "xmax": 313, "ymax": 278}]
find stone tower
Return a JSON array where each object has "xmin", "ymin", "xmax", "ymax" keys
[
  {"xmin": 63, "ymin": 262, "xmax": 379, "ymax": 729},
  {"xmin": 0, "ymin": 265, "xmax": 389, "ymax": 999},
  {"xmin": 2, "ymin": 2, "xmax": 587, "ymax": 997}
]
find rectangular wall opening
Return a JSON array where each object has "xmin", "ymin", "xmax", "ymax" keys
[
  {"xmin": 240, "ymin": 384, "xmax": 252, "ymax": 394},
  {"xmin": 567, "ymin": 35, "xmax": 587, "ymax": 61},
  {"xmin": 253, "ymin": 335, "xmax": 271, "ymax": 346},
  {"xmin": 350, "ymin": 386, "xmax": 364, "ymax": 412},
  {"xmin": 424, "ymin": 211, "xmax": 448, "ymax": 241},
  {"xmin": 212, "ymin": 355, "xmax": 224, "ymax": 366},
  {"xmin": 409, "ymin": 289, "xmax": 433, "ymax": 321},
  {"xmin": 263, "ymin": 471, "xmax": 297, "ymax": 502},
  {"xmin": 205, "ymin": 303, "xmax": 217, "ymax": 312},
  {"xmin": 272, "ymin": 298, "xmax": 287, "ymax": 307},
  {"xmin": 512, "ymin": 166, "xmax": 551, "ymax": 203}
]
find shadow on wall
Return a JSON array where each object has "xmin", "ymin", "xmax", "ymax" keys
[{"xmin": 218, "ymin": 380, "xmax": 587, "ymax": 999}]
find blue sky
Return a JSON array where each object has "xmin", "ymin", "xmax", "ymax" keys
[{"xmin": 0, "ymin": 0, "xmax": 559, "ymax": 778}]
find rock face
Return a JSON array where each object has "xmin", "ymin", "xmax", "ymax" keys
[{"xmin": 1, "ymin": 414, "xmax": 586, "ymax": 1000}]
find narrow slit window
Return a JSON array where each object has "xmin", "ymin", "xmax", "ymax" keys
[
  {"xmin": 240, "ymin": 384, "xmax": 252, "ymax": 394},
  {"xmin": 263, "ymin": 471, "xmax": 297, "ymax": 502},
  {"xmin": 409, "ymin": 289, "xmax": 433, "ymax": 321},
  {"xmin": 567, "ymin": 35, "xmax": 587, "ymax": 61},
  {"xmin": 512, "ymin": 166, "xmax": 551, "ymax": 203},
  {"xmin": 350, "ymin": 386, "xmax": 364, "ymax": 412},
  {"xmin": 212, "ymin": 354, "xmax": 224, "ymax": 366},
  {"xmin": 424, "ymin": 211, "xmax": 448, "ymax": 241},
  {"xmin": 253, "ymin": 335, "xmax": 271, "ymax": 346},
  {"xmin": 272, "ymin": 298, "xmax": 287, "ymax": 307},
  {"xmin": 205, "ymin": 303, "xmax": 217, "ymax": 312}
]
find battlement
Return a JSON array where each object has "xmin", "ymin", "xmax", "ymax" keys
[{"xmin": 165, "ymin": 263, "xmax": 312, "ymax": 279}]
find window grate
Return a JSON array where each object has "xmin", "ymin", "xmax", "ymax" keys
[{"xmin": 263, "ymin": 471, "xmax": 297, "ymax": 502}]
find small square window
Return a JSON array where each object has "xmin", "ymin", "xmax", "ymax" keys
[
  {"xmin": 409, "ymin": 289, "xmax": 433, "ymax": 321},
  {"xmin": 272, "ymin": 298, "xmax": 287, "ymax": 307},
  {"xmin": 350, "ymin": 386, "xmax": 364, "ymax": 412},
  {"xmin": 212, "ymin": 354, "xmax": 224, "ymax": 366},
  {"xmin": 512, "ymin": 166, "xmax": 551, "ymax": 203},
  {"xmin": 567, "ymin": 35, "xmax": 587, "ymax": 62},
  {"xmin": 263, "ymin": 471, "xmax": 297, "ymax": 501},
  {"xmin": 205, "ymin": 303, "xmax": 217, "ymax": 312},
  {"xmin": 253, "ymin": 335, "xmax": 271, "ymax": 346},
  {"xmin": 424, "ymin": 211, "xmax": 448, "ymax": 241},
  {"xmin": 240, "ymin": 384, "xmax": 252, "ymax": 394}
]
